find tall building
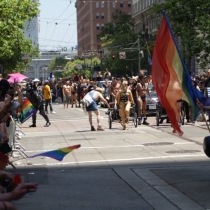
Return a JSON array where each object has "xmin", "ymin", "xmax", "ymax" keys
[
  {"xmin": 24, "ymin": 0, "xmax": 39, "ymax": 47},
  {"xmin": 75, "ymin": 0, "xmax": 132, "ymax": 56}
]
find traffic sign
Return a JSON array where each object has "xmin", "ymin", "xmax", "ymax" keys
[{"xmin": 119, "ymin": 52, "xmax": 126, "ymax": 59}]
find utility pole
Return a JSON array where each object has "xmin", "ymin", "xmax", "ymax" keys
[{"xmin": 138, "ymin": 36, "xmax": 141, "ymax": 73}]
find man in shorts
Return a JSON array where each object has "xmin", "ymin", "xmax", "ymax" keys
[
  {"xmin": 62, "ymin": 80, "xmax": 71, "ymax": 108},
  {"xmin": 83, "ymin": 86, "xmax": 110, "ymax": 131}
]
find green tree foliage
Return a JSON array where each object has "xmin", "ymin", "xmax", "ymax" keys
[
  {"xmin": 62, "ymin": 57, "xmax": 101, "ymax": 80},
  {"xmin": 100, "ymin": 10, "xmax": 149, "ymax": 76},
  {"xmin": 152, "ymin": 0, "xmax": 210, "ymax": 70},
  {"xmin": 0, "ymin": 0, "xmax": 39, "ymax": 73}
]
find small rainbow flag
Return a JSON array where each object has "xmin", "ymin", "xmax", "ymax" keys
[
  {"xmin": 18, "ymin": 99, "xmax": 37, "ymax": 123},
  {"xmin": 29, "ymin": 144, "xmax": 81, "ymax": 161}
]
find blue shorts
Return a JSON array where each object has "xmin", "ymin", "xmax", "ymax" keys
[{"xmin": 86, "ymin": 101, "xmax": 98, "ymax": 112}]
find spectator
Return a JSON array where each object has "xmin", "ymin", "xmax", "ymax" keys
[
  {"xmin": 43, "ymin": 80, "xmax": 56, "ymax": 114},
  {"xmin": 103, "ymin": 68, "xmax": 111, "ymax": 79}
]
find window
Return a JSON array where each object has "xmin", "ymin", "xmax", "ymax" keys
[
  {"xmin": 101, "ymin": 24, "xmax": 104, "ymax": 29},
  {"xmin": 101, "ymin": 12, "xmax": 104, "ymax": 19},
  {"xmin": 112, "ymin": 2, "xmax": 116, "ymax": 8},
  {"xmin": 96, "ymin": 13, "xmax": 99, "ymax": 19},
  {"xmin": 96, "ymin": 23, "xmax": 100, "ymax": 30},
  {"xmin": 96, "ymin": 2, "xmax": 99, "ymax": 8},
  {"xmin": 128, "ymin": 1, "xmax": 131, "ymax": 7},
  {"xmin": 96, "ymin": 34, "xmax": 100, "ymax": 41},
  {"xmin": 101, "ymin": 1, "xmax": 104, "ymax": 8},
  {"xmin": 120, "ymin": 1, "xmax": 123, "ymax": 8}
]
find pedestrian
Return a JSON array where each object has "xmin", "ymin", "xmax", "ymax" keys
[
  {"xmin": 71, "ymin": 81, "xmax": 78, "ymax": 108},
  {"xmin": 43, "ymin": 80, "xmax": 56, "ymax": 114},
  {"xmin": 26, "ymin": 83, "xmax": 51, "ymax": 127},
  {"xmin": 103, "ymin": 68, "xmax": 111, "ymax": 79},
  {"xmin": 116, "ymin": 81, "xmax": 134, "ymax": 130},
  {"xmin": 136, "ymin": 75, "xmax": 151, "ymax": 125},
  {"xmin": 82, "ymin": 86, "xmax": 110, "ymax": 131},
  {"xmin": 62, "ymin": 80, "xmax": 71, "ymax": 108}
]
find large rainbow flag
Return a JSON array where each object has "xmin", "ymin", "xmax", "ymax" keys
[
  {"xmin": 29, "ymin": 144, "xmax": 81, "ymax": 161},
  {"xmin": 152, "ymin": 11, "xmax": 210, "ymax": 135},
  {"xmin": 18, "ymin": 99, "xmax": 37, "ymax": 123}
]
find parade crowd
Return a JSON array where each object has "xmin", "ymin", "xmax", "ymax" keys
[{"xmin": 0, "ymin": 68, "xmax": 209, "ymax": 209}]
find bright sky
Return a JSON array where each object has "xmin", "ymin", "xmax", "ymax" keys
[{"xmin": 38, "ymin": 0, "xmax": 77, "ymax": 51}]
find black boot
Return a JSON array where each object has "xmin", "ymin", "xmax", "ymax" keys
[
  {"xmin": 29, "ymin": 124, "xmax": 36, "ymax": 127},
  {"xmin": 138, "ymin": 117, "xmax": 142, "ymax": 125},
  {"xmin": 143, "ymin": 117, "xmax": 149, "ymax": 125}
]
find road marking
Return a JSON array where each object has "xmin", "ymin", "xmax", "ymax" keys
[{"xmin": 29, "ymin": 153, "xmax": 206, "ymax": 166}]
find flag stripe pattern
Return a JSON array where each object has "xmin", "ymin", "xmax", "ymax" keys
[
  {"xmin": 152, "ymin": 13, "xmax": 183, "ymax": 135},
  {"xmin": 29, "ymin": 144, "xmax": 81, "ymax": 161}
]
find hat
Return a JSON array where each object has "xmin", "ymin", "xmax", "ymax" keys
[
  {"xmin": 44, "ymin": 80, "xmax": 49, "ymax": 83},
  {"xmin": 142, "ymin": 75, "xmax": 148, "ymax": 79},
  {"xmin": 95, "ymin": 87, "xmax": 104, "ymax": 93}
]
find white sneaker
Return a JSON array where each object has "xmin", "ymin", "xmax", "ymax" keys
[{"xmin": 51, "ymin": 111, "xmax": 56, "ymax": 114}]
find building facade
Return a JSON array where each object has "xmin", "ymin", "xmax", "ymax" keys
[{"xmin": 75, "ymin": 0, "xmax": 132, "ymax": 56}]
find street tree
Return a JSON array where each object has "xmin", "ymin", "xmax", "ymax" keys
[
  {"xmin": 62, "ymin": 57, "xmax": 101, "ymax": 79},
  {"xmin": 0, "ymin": 0, "xmax": 39, "ymax": 74},
  {"xmin": 152, "ymin": 0, "xmax": 210, "ymax": 71},
  {"xmin": 100, "ymin": 10, "xmax": 148, "ymax": 76}
]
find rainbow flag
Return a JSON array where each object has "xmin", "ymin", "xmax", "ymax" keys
[
  {"xmin": 18, "ymin": 99, "xmax": 37, "ymax": 123},
  {"xmin": 29, "ymin": 144, "xmax": 81, "ymax": 161},
  {"xmin": 152, "ymin": 11, "xmax": 184, "ymax": 135}
]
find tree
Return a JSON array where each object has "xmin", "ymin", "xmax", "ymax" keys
[
  {"xmin": 99, "ymin": 10, "xmax": 149, "ymax": 76},
  {"xmin": 62, "ymin": 57, "xmax": 101, "ymax": 80},
  {"xmin": 0, "ymin": 0, "xmax": 39, "ymax": 74},
  {"xmin": 152, "ymin": 0, "xmax": 210, "ymax": 71}
]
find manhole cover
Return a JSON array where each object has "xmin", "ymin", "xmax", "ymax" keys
[
  {"xmin": 166, "ymin": 150, "xmax": 201, "ymax": 154},
  {"xmin": 144, "ymin": 142, "xmax": 174, "ymax": 146}
]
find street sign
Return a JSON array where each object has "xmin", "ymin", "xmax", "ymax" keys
[{"xmin": 119, "ymin": 52, "xmax": 126, "ymax": 59}]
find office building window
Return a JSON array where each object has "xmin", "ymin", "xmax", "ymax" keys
[
  {"xmin": 128, "ymin": 1, "xmax": 131, "ymax": 7},
  {"xmin": 96, "ymin": 23, "xmax": 100, "ymax": 30},
  {"xmin": 96, "ymin": 2, "xmax": 99, "ymax": 8},
  {"xmin": 112, "ymin": 2, "xmax": 116, "ymax": 8},
  {"xmin": 101, "ymin": 1, "xmax": 104, "ymax": 8},
  {"xmin": 101, "ymin": 24, "xmax": 104, "ymax": 29},
  {"xmin": 120, "ymin": 1, "xmax": 123, "ymax": 7},
  {"xmin": 101, "ymin": 12, "xmax": 104, "ymax": 19},
  {"xmin": 96, "ymin": 13, "xmax": 99, "ymax": 19},
  {"xmin": 96, "ymin": 34, "xmax": 100, "ymax": 41}
]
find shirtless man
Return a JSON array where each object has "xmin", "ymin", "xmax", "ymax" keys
[
  {"xmin": 62, "ymin": 80, "xmax": 71, "ymax": 108},
  {"xmin": 136, "ymin": 75, "xmax": 151, "ymax": 125}
]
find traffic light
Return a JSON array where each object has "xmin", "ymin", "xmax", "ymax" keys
[
  {"xmin": 23, "ymin": 59, "xmax": 28, "ymax": 65},
  {"xmin": 111, "ymin": 53, "xmax": 115, "ymax": 59}
]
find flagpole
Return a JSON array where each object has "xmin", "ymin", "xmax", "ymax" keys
[{"xmin": 162, "ymin": 10, "xmax": 210, "ymax": 132}]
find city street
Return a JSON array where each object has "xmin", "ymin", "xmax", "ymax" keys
[{"xmin": 10, "ymin": 102, "xmax": 210, "ymax": 210}]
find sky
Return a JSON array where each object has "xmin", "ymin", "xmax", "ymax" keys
[{"xmin": 38, "ymin": 0, "xmax": 78, "ymax": 51}]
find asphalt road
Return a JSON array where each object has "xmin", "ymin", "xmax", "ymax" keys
[{"xmin": 8, "ymin": 101, "xmax": 210, "ymax": 210}]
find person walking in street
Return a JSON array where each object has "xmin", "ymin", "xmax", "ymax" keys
[
  {"xmin": 43, "ymin": 80, "xmax": 56, "ymax": 114},
  {"xmin": 71, "ymin": 81, "xmax": 78, "ymax": 108},
  {"xmin": 26, "ymin": 83, "xmax": 51, "ymax": 127},
  {"xmin": 116, "ymin": 81, "xmax": 134, "ymax": 130},
  {"xmin": 136, "ymin": 76, "xmax": 151, "ymax": 125},
  {"xmin": 82, "ymin": 86, "xmax": 110, "ymax": 131},
  {"xmin": 62, "ymin": 80, "xmax": 71, "ymax": 108}
]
